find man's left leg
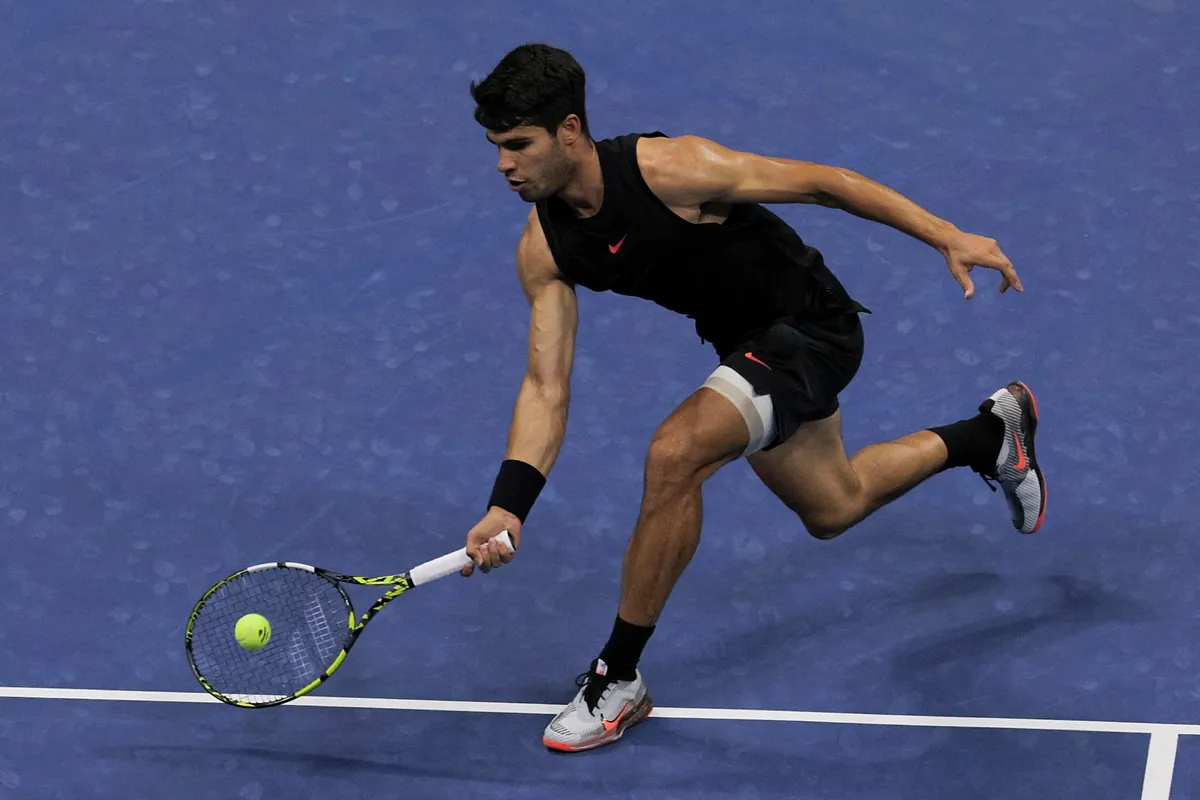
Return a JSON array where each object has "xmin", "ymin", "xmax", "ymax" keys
[
  {"xmin": 541, "ymin": 384, "xmax": 753, "ymax": 753},
  {"xmin": 748, "ymin": 381, "xmax": 1046, "ymax": 539}
]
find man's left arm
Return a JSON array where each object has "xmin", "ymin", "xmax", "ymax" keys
[{"xmin": 638, "ymin": 135, "xmax": 1023, "ymax": 299}]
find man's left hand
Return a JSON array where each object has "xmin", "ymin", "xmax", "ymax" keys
[{"xmin": 942, "ymin": 231, "xmax": 1023, "ymax": 299}]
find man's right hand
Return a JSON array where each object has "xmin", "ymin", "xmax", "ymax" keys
[{"xmin": 460, "ymin": 507, "xmax": 521, "ymax": 577}]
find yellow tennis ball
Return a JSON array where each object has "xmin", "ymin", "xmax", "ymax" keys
[{"xmin": 235, "ymin": 613, "xmax": 272, "ymax": 651}]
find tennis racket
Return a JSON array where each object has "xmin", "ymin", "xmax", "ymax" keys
[{"xmin": 185, "ymin": 530, "xmax": 513, "ymax": 708}]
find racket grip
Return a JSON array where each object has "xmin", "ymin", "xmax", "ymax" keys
[{"xmin": 409, "ymin": 530, "xmax": 515, "ymax": 586}]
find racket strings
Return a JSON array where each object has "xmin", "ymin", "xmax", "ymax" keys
[
  {"xmin": 303, "ymin": 593, "xmax": 342, "ymax": 664},
  {"xmin": 188, "ymin": 568, "xmax": 352, "ymax": 705}
]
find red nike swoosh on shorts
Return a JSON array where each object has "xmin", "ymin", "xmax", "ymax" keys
[{"xmin": 744, "ymin": 352, "xmax": 771, "ymax": 370}]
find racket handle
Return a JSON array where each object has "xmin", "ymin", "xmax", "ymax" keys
[{"xmin": 409, "ymin": 530, "xmax": 515, "ymax": 586}]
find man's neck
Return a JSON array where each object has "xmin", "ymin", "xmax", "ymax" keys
[{"xmin": 554, "ymin": 141, "xmax": 604, "ymax": 219}]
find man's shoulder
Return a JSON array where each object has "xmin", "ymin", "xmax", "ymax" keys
[
  {"xmin": 598, "ymin": 130, "xmax": 670, "ymax": 151},
  {"xmin": 517, "ymin": 207, "xmax": 571, "ymax": 286}
]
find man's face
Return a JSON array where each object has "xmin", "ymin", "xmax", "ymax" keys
[{"xmin": 485, "ymin": 125, "xmax": 572, "ymax": 202}]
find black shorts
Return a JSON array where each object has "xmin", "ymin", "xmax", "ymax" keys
[{"xmin": 718, "ymin": 311, "xmax": 866, "ymax": 451}]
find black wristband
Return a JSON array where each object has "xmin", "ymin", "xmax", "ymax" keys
[{"xmin": 487, "ymin": 459, "xmax": 546, "ymax": 523}]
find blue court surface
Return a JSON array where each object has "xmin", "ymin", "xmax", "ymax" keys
[{"xmin": 1, "ymin": 1, "xmax": 1197, "ymax": 798}]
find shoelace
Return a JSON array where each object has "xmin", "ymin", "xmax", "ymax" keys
[
  {"xmin": 574, "ymin": 668, "xmax": 617, "ymax": 714},
  {"xmin": 970, "ymin": 459, "xmax": 1000, "ymax": 493}
]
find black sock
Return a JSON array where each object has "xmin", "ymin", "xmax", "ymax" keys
[
  {"xmin": 596, "ymin": 615, "xmax": 655, "ymax": 680},
  {"xmin": 928, "ymin": 408, "xmax": 1005, "ymax": 473}
]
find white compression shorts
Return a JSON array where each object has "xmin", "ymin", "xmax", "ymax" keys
[{"xmin": 700, "ymin": 365, "xmax": 777, "ymax": 457}]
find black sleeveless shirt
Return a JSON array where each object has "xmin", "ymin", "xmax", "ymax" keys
[{"xmin": 534, "ymin": 132, "xmax": 868, "ymax": 357}]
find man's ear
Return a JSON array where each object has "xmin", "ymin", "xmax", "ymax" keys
[{"xmin": 557, "ymin": 114, "xmax": 584, "ymax": 146}]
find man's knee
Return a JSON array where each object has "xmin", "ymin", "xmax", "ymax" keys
[
  {"xmin": 644, "ymin": 410, "xmax": 743, "ymax": 488},
  {"xmin": 793, "ymin": 500, "xmax": 863, "ymax": 540},
  {"xmin": 645, "ymin": 421, "xmax": 707, "ymax": 483},
  {"xmin": 802, "ymin": 514, "xmax": 852, "ymax": 540}
]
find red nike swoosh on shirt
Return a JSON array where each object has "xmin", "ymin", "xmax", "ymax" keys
[{"xmin": 609, "ymin": 235, "xmax": 626, "ymax": 254}]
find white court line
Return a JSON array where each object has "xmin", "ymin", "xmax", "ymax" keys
[
  {"xmin": 1, "ymin": 686, "xmax": 1199, "ymax": 737},
  {"xmin": 1141, "ymin": 732, "xmax": 1179, "ymax": 800}
]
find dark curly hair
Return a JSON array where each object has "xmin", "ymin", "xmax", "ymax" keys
[{"xmin": 470, "ymin": 44, "xmax": 591, "ymax": 138}]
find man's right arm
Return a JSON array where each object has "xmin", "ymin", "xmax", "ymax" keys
[
  {"xmin": 500, "ymin": 208, "xmax": 578, "ymax": 479},
  {"xmin": 464, "ymin": 210, "xmax": 577, "ymax": 574},
  {"xmin": 465, "ymin": 209, "xmax": 578, "ymax": 573}
]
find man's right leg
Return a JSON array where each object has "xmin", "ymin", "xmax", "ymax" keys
[{"xmin": 541, "ymin": 382, "xmax": 750, "ymax": 754}]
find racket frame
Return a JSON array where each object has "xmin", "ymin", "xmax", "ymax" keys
[{"xmin": 185, "ymin": 531, "xmax": 512, "ymax": 708}]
